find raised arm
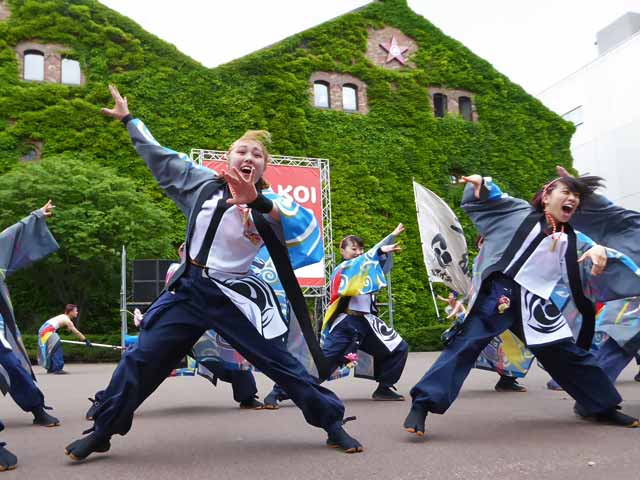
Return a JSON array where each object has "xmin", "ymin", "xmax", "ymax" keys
[
  {"xmin": 0, "ymin": 201, "xmax": 59, "ymax": 279},
  {"xmin": 459, "ymin": 175, "xmax": 532, "ymax": 237},
  {"xmin": 102, "ymin": 85, "xmax": 215, "ymax": 216}
]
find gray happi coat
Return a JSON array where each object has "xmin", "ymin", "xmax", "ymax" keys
[
  {"xmin": 0, "ymin": 210, "xmax": 59, "ymax": 393},
  {"xmin": 463, "ymin": 178, "xmax": 640, "ymax": 348}
]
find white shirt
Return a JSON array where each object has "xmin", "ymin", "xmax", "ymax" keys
[{"xmin": 188, "ymin": 192, "xmax": 264, "ymax": 277}]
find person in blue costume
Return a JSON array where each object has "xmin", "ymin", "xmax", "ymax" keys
[
  {"xmin": 263, "ymin": 225, "xmax": 409, "ymax": 408},
  {"xmin": 65, "ymin": 85, "xmax": 362, "ymax": 462},
  {"xmin": 0, "ymin": 202, "xmax": 62, "ymax": 471},
  {"xmin": 404, "ymin": 171, "xmax": 640, "ymax": 437}
]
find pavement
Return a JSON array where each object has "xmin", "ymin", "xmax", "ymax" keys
[{"xmin": 2, "ymin": 352, "xmax": 640, "ymax": 480}]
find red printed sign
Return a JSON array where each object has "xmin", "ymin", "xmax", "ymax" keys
[{"xmin": 203, "ymin": 160, "xmax": 325, "ymax": 287}]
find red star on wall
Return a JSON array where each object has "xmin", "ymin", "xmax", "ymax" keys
[{"xmin": 379, "ymin": 35, "xmax": 409, "ymax": 65}]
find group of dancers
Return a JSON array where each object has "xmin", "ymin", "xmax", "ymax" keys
[{"xmin": 2, "ymin": 84, "xmax": 640, "ymax": 471}]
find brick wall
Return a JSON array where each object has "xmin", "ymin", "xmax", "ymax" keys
[
  {"xmin": 0, "ymin": 0, "xmax": 10, "ymax": 21},
  {"xmin": 14, "ymin": 41, "xmax": 85, "ymax": 85},
  {"xmin": 309, "ymin": 71, "xmax": 368, "ymax": 114},
  {"xmin": 366, "ymin": 27, "xmax": 418, "ymax": 70},
  {"xmin": 428, "ymin": 87, "xmax": 479, "ymax": 122}
]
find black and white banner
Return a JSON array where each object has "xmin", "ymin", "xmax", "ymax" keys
[{"xmin": 413, "ymin": 181, "xmax": 471, "ymax": 295}]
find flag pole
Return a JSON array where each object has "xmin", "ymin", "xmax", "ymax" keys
[{"xmin": 412, "ymin": 180, "xmax": 442, "ymax": 323}]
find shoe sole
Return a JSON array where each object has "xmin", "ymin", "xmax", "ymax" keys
[
  {"xmin": 372, "ymin": 397, "xmax": 405, "ymax": 401},
  {"xmin": 64, "ymin": 450, "xmax": 85, "ymax": 462},
  {"xmin": 239, "ymin": 405, "xmax": 264, "ymax": 410},
  {"xmin": 34, "ymin": 422, "xmax": 60, "ymax": 427},
  {"xmin": 261, "ymin": 404, "xmax": 279, "ymax": 410},
  {"xmin": 404, "ymin": 427, "xmax": 425, "ymax": 436},
  {"xmin": 326, "ymin": 443, "xmax": 364, "ymax": 453},
  {"xmin": 576, "ymin": 414, "xmax": 640, "ymax": 428},
  {"xmin": 495, "ymin": 388, "xmax": 527, "ymax": 393}
]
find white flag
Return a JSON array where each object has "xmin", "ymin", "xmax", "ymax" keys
[{"xmin": 413, "ymin": 181, "xmax": 471, "ymax": 295}]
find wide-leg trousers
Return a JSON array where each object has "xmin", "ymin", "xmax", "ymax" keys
[
  {"xmin": 410, "ymin": 273, "xmax": 622, "ymax": 416},
  {"xmin": 92, "ymin": 266, "xmax": 345, "ymax": 439}
]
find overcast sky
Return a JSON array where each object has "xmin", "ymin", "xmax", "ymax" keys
[{"xmin": 99, "ymin": 0, "xmax": 640, "ymax": 95}]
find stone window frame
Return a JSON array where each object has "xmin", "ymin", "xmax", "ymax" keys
[
  {"xmin": 23, "ymin": 49, "xmax": 45, "ymax": 82},
  {"xmin": 14, "ymin": 41, "xmax": 86, "ymax": 86},
  {"xmin": 312, "ymin": 80, "xmax": 331, "ymax": 109},
  {"xmin": 429, "ymin": 87, "xmax": 479, "ymax": 122},
  {"xmin": 309, "ymin": 72, "xmax": 368, "ymax": 114}
]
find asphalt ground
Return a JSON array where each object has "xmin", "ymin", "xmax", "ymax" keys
[{"xmin": 2, "ymin": 352, "xmax": 640, "ymax": 480}]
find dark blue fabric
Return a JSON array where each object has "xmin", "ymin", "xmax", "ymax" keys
[
  {"xmin": 201, "ymin": 361, "xmax": 258, "ymax": 403},
  {"xmin": 594, "ymin": 337, "xmax": 637, "ymax": 383},
  {"xmin": 411, "ymin": 274, "xmax": 622, "ymax": 416},
  {"xmin": 92, "ymin": 266, "xmax": 345, "ymax": 438},
  {"xmin": 0, "ymin": 345, "xmax": 44, "ymax": 412},
  {"xmin": 323, "ymin": 315, "xmax": 408, "ymax": 386},
  {"xmin": 47, "ymin": 343, "xmax": 64, "ymax": 373}
]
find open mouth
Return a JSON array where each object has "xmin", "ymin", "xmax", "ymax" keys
[
  {"xmin": 239, "ymin": 166, "xmax": 253, "ymax": 177},
  {"xmin": 561, "ymin": 203, "xmax": 575, "ymax": 214}
]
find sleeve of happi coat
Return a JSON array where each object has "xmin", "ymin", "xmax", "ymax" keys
[
  {"xmin": 126, "ymin": 118, "xmax": 215, "ymax": 216},
  {"xmin": 0, "ymin": 209, "xmax": 59, "ymax": 280},
  {"xmin": 460, "ymin": 177, "xmax": 532, "ymax": 237},
  {"xmin": 576, "ymin": 231, "xmax": 640, "ymax": 302}
]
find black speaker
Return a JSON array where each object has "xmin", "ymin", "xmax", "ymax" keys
[{"xmin": 132, "ymin": 259, "xmax": 176, "ymax": 303}]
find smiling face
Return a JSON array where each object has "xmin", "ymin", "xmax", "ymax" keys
[
  {"xmin": 340, "ymin": 240, "xmax": 364, "ymax": 260},
  {"xmin": 227, "ymin": 140, "xmax": 267, "ymax": 182},
  {"xmin": 542, "ymin": 180, "xmax": 581, "ymax": 223}
]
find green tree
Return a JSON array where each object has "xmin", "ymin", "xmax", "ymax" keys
[{"xmin": 0, "ymin": 154, "xmax": 177, "ymax": 332}]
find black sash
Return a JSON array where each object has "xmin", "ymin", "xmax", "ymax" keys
[{"xmin": 252, "ymin": 213, "xmax": 330, "ymax": 380}]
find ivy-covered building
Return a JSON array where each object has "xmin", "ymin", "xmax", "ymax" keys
[{"xmin": 0, "ymin": 0, "xmax": 575, "ymax": 345}]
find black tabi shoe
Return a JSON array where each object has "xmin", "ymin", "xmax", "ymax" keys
[
  {"xmin": 52, "ymin": 370, "xmax": 69, "ymax": 375},
  {"xmin": 65, "ymin": 433, "xmax": 111, "ymax": 462},
  {"xmin": 262, "ymin": 391, "xmax": 281, "ymax": 410},
  {"xmin": 32, "ymin": 407, "xmax": 60, "ymax": 427},
  {"xmin": 403, "ymin": 404, "xmax": 427, "ymax": 436},
  {"xmin": 0, "ymin": 443, "xmax": 17, "ymax": 471},
  {"xmin": 239, "ymin": 396, "xmax": 264, "ymax": 409},
  {"xmin": 635, "ymin": 371, "xmax": 640, "ymax": 382},
  {"xmin": 372, "ymin": 385, "xmax": 405, "ymax": 401},
  {"xmin": 85, "ymin": 397, "xmax": 100, "ymax": 421},
  {"xmin": 494, "ymin": 376, "xmax": 527, "ymax": 393},
  {"xmin": 577, "ymin": 405, "xmax": 640, "ymax": 428},
  {"xmin": 326, "ymin": 417, "xmax": 363, "ymax": 453}
]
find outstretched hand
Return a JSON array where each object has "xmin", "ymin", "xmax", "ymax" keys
[
  {"xmin": 40, "ymin": 199, "xmax": 55, "ymax": 218},
  {"xmin": 391, "ymin": 223, "xmax": 405, "ymax": 236},
  {"xmin": 578, "ymin": 245, "xmax": 608, "ymax": 276},
  {"xmin": 380, "ymin": 243, "xmax": 402, "ymax": 254},
  {"xmin": 222, "ymin": 167, "xmax": 259, "ymax": 205},
  {"xmin": 101, "ymin": 84, "xmax": 130, "ymax": 120},
  {"xmin": 459, "ymin": 175, "xmax": 483, "ymax": 199}
]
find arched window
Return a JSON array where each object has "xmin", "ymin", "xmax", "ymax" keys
[
  {"xmin": 433, "ymin": 93, "xmax": 447, "ymax": 118},
  {"xmin": 313, "ymin": 81, "xmax": 330, "ymax": 108},
  {"xmin": 61, "ymin": 58, "xmax": 81, "ymax": 85},
  {"xmin": 459, "ymin": 96, "xmax": 473, "ymax": 121},
  {"xmin": 24, "ymin": 50, "xmax": 44, "ymax": 81},
  {"xmin": 342, "ymin": 84, "xmax": 358, "ymax": 111}
]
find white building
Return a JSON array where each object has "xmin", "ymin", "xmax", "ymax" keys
[{"xmin": 538, "ymin": 12, "xmax": 640, "ymax": 211}]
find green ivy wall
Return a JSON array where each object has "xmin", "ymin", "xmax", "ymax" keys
[{"xmin": 0, "ymin": 0, "xmax": 575, "ymax": 344}]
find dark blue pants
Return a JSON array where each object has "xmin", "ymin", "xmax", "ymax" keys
[
  {"xmin": 47, "ymin": 343, "xmax": 64, "ymax": 373},
  {"xmin": 411, "ymin": 274, "xmax": 622, "ymax": 416},
  {"xmin": 0, "ymin": 347, "xmax": 44, "ymax": 412},
  {"xmin": 201, "ymin": 361, "xmax": 258, "ymax": 403},
  {"xmin": 323, "ymin": 315, "xmax": 409, "ymax": 386},
  {"xmin": 268, "ymin": 315, "xmax": 409, "ymax": 401},
  {"xmin": 92, "ymin": 266, "xmax": 345, "ymax": 439},
  {"xmin": 594, "ymin": 337, "xmax": 638, "ymax": 383}
]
